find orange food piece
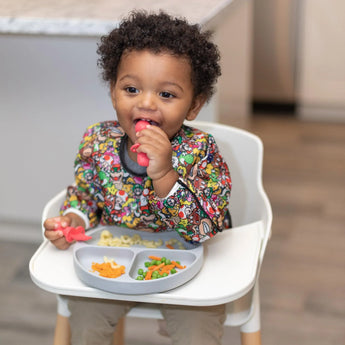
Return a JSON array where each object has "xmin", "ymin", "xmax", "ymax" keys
[
  {"xmin": 171, "ymin": 261, "xmax": 186, "ymax": 269},
  {"xmin": 152, "ymin": 263, "xmax": 165, "ymax": 271},
  {"xmin": 91, "ymin": 262, "xmax": 125, "ymax": 278},
  {"xmin": 148, "ymin": 255, "xmax": 162, "ymax": 261},
  {"xmin": 145, "ymin": 270, "xmax": 153, "ymax": 280},
  {"xmin": 161, "ymin": 264, "xmax": 175, "ymax": 271}
]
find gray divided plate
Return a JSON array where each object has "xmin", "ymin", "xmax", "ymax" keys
[{"xmin": 73, "ymin": 226, "xmax": 203, "ymax": 294}]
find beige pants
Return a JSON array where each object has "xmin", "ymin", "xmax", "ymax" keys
[{"xmin": 68, "ymin": 297, "xmax": 226, "ymax": 345}]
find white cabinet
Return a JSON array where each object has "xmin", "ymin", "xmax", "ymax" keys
[{"xmin": 297, "ymin": 0, "xmax": 345, "ymax": 121}]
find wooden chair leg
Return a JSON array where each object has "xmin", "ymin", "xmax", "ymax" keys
[
  {"xmin": 240, "ymin": 284, "xmax": 261, "ymax": 345},
  {"xmin": 240, "ymin": 330, "xmax": 262, "ymax": 345},
  {"xmin": 113, "ymin": 317, "xmax": 125, "ymax": 345},
  {"xmin": 54, "ymin": 314, "xmax": 71, "ymax": 345},
  {"xmin": 52, "ymin": 313, "xmax": 125, "ymax": 345}
]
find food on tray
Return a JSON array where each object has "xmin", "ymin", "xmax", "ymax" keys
[
  {"xmin": 135, "ymin": 255, "xmax": 186, "ymax": 280},
  {"xmin": 97, "ymin": 230, "xmax": 186, "ymax": 249},
  {"xmin": 98, "ymin": 230, "xmax": 145, "ymax": 247},
  {"xmin": 165, "ymin": 238, "xmax": 185, "ymax": 250},
  {"xmin": 91, "ymin": 256, "xmax": 125, "ymax": 278}
]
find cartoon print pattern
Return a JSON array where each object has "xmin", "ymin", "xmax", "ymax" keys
[{"xmin": 61, "ymin": 121, "xmax": 231, "ymax": 243}]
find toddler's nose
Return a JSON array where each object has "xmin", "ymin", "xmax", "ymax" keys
[{"xmin": 138, "ymin": 92, "xmax": 157, "ymax": 111}]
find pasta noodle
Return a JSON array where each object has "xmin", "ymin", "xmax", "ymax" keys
[
  {"xmin": 97, "ymin": 230, "xmax": 185, "ymax": 249},
  {"xmin": 165, "ymin": 238, "xmax": 185, "ymax": 249}
]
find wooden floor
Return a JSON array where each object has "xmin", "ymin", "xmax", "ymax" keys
[
  {"xmin": 1, "ymin": 114, "xmax": 344, "ymax": 344},
  {"xmin": 242, "ymin": 115, "xmax": 345, "ymax": 345}
]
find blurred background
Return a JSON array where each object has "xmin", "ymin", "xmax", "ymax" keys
[{"xmin": 0, "ymin": 0, "xmax": 344, "ymax": 344}]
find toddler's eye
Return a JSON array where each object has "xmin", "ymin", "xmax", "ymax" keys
[
  {"xmin": 126, "ymin": 87, "xmax": 139, "ymax": 94},
  {"xmin": 160, "ymin": 91, "xmax": 175, "ymax": 99}
]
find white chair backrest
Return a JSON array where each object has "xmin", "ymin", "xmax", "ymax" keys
[{"xmin": 189, "ymin": 121, "xmax": 272, "ymax": 242}]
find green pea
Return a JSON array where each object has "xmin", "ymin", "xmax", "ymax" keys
[
  {"xmin": 162, "ymin": 272, "xmax": 168, "ymax": 277},
  {"xmin": 144, "ymin": 261, "xmax": 151, "ymax": 267},
  {"xmin": 170, "ymin": 268, "xmax": 177, "ymax": 274},
  {"xmin": 156, "ymin": 260, "xmax": 162, "ymax": 265},
  {"xmin": 165, "ymin": 259, "xmax": 171, "ymax": 265},
  {"xmin": 161, "ymin": 257, "xmax": 166, "ymax": 263},
  {"xmin": 136, "ymin": 276, "xmax": 144, "ymax": 280},
  {"xmin": 138, "ymin": 268, "xmax": 144, "ymax": 275}
]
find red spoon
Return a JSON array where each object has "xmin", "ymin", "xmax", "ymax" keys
[
  {"xmin": 130, "ymin": 120, "xmax": 150, "ymax": 166},
  {"xmin": 56, "ymin": 225, "xmax": 92, "ymax": 243}
]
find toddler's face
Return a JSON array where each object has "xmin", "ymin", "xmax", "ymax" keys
[{"xmin": 110, "ymin": 50, "xmax": 204, "ymax": 147}]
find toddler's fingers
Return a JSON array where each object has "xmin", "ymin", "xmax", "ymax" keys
[
  {"xmin": 44, "ymin": 228, "xmax": 73, "ymax": 250},
  {"xmin": 43, "ymin": 216, "xmax": 71, "ymax": 231},
  {"xmin": 138, "ymin": 125, "xmax": 169, "ymax": 140},
  {"xmin": 44, "ymin": 228, "xmax": 64, "ymax": 241},
  {"xmin": 50, "ymin": 236, "xmax": 72, "ymax": 250},
  {"xmin": 59, "ymin": 215, "xmax": 73, "ymax": 228},
  {"xmin": 43, "ymin": 217, "xmax": 61, "ymax": 230}
]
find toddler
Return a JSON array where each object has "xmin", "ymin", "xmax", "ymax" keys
[{"xmin": 44, "ymin": 10, "xmax": 231, "ymax": 345}]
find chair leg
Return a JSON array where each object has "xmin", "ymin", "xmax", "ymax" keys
[
  {"xmin": 54, "ymin": 314, "xmax": 71, "ymax": 345},
  {"xmin": 113, "ymin": 317, "xmax": 125, "ymax": 345},
  {"xmin": 240, "ymin": 284, "xmax": 261, "ymax": 345},
  {"xmin": 52, "ymin": 312, "xmax": 125, "ymax": 345},
  {"xmin": 240, "ymin": 330, "xmax": 261, "ymax": 345}
]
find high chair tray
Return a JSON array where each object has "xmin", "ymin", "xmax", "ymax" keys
[
  {"xmin": 30, "ymin": 221, "xmax": 263, "ymax": 306},
  {"xmin": 73, "ymin": 226, "xmax": 203, "ymax": 294}
]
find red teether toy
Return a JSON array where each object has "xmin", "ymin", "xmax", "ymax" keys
[
  {"xmin": 56, "ymin": 225, "xmax": 92, "ymax": 243},
  {"xmin": 130, "ymin": 120, "xmax": 150, "ymax": 167}
]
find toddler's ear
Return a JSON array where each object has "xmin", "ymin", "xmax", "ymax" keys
[{"xmin": 186, "ymin": 95, "xmax": 207, "ymax": 121}]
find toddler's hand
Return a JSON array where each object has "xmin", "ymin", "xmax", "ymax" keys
[
  {"xmin": 135, "ymin": 125, "xmax": 178, "ymax": 197},
  {"xmin": 43, "ymin": 214, "xmax": 85, "ymax": 250},
  {"xmin": 135, "ymin": 125, "xmax": 174, "ymax": 179}
]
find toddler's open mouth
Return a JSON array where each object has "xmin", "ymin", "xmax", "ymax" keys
[{"xmin": 134, "ymin": 119, "xmax": 159, "ymax": 127}]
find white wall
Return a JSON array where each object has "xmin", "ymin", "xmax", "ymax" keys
[
  {"xmin": 0, "ymin": 34, "xmax": 112, "ymax": 222},
  {"xmin": 0, "ymin": 34, "xmax": 215, "ymax": 223}
]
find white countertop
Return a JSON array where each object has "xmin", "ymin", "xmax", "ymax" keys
[{"xmin": 0, "ymin": 0, "xmax": 234, "ymax": 36}]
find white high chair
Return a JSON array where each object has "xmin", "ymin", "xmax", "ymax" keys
[{"xmin": 40, "ymin": 121, "xmax": 272, "ymax": 345}]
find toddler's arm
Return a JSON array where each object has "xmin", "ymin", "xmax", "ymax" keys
[{"xmin": 149, "ymin": 132, "xmax": 231, "ymax": 243}]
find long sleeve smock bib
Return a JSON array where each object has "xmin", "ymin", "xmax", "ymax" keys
[{"xmin": 61, "ymin": 121, "xmax": 231, "ymax": 243}]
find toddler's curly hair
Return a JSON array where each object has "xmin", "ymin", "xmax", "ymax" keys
[{"xmin": 97, "ymin": 10, "xmax": 221, "ymax": 101}]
